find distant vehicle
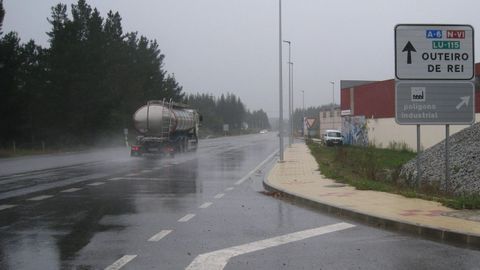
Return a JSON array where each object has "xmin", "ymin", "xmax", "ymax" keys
[
  {"xmin": 259, "ymin": 129, "xmax": 268, "ymax": 134},
  {"xmin": 323, "ymin": 129, "xmax": 343, "ymax": 146},
  {"xmin": 130, "ymin": 100, "xmax": 201, "ymax": 157}
]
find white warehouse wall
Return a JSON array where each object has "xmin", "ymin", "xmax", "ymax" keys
[{"xmin": 366, "ymin": 114, "xmax": 480, "ymax": 151}]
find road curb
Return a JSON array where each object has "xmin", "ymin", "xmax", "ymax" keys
[{"xmin": 263, "ymin": 177, "xmax": 480, "ymax": 250}]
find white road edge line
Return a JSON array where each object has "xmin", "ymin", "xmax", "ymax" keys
[
  {"xmin": 234, "ymin": 150, "xmax": 278, "ymax": 185},
  {"xmin": 178, "ymin": 214, "xmax": 196, "ymax": 222},
  {"xmin": 185, "ymin": 222, "xmax": 355, "ymax": 270},
  {"xmin": 0, "ymin": 204, "xmax": 16, "ymax": 211},
  {"xmin": 199, "ymin": 202, "xmax": 213, "ymax": 209},
  {"xmin": 27, "ymin": 195, "xmax": 54, "ymax": 201},
  {"xmin": 104, "ymin": 254, "xmax": 137, "ymax": 270},
  {"xmin": 148, "ymin": 230, "xmax": 173, "ymax": 242},
  {"xmin": 214, "ymin": 193, "xmax": 225, "ymax": 199}
]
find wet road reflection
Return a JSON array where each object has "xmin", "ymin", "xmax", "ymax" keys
[
  {"xmin": 2, "ymin": 134, "xmax": 477, "ymax": 270},
  {"xmin": 0, "ymin": 134, "xmax": 276, "ymax": 269}
]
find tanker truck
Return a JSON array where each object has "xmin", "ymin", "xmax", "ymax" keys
[{"xmin": 130, "ymin": 100, "xmax": 201, "ymax": 157}]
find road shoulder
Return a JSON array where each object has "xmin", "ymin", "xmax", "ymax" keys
[{"xmin": 264, "ymin": 143, "xmax": 480, "ymax": 249}]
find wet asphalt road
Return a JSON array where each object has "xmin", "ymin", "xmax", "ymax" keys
[{"xmin": 0, "ymin": 133, "xmax": 480, "ymax": 270}]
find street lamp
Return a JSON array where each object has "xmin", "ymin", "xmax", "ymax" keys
[
  {"xmin": 290, "ymin": 62, "xmax": 294, "ymax": 143},
  {"xmin": 283, "ymin": 40, "xmax": 292, "ymax": 147},
  {"xmin": 278, "ymin": 0, "xmax": 284, "ymax": 161},
  {"xmin": 301, "ymin": 90, "xmax": 305, "ymax": 137},
  {"xmin": 330, "ymin": 81, "xmax": 335, "ymax": 128}
]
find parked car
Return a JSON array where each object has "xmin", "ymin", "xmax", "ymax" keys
[{"xmin": 323, "ymin": 129, "xmax": 343, "ymax": 146}]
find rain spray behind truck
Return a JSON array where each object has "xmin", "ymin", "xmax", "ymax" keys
[{"xmin": 130, "ymin": 100, "xmax": 201, "ymax": 157}]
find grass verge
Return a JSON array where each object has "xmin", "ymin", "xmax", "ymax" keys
[{"xmin": 307, "ymin": 141, "xmax": 480, "ymax": 210}]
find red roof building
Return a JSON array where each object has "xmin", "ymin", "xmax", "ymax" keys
[{"xmin": 341, "ymin": 63, "xmax": 480, "ymax": 118}]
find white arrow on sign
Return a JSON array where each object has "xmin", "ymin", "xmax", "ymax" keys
[{"xmin": 456, "ymin": 96, "xmax": 470, "ymax": 110}]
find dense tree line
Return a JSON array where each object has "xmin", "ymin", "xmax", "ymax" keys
[
  {"xmin": 0, "ymin": 0, "xmax": 183, "ymax": 147},
  {"xmin": 184, "ymin": 93, "xmax": 270, "ymax": 135},
  {"xmin": 0, "ymin": 0, "xmax": 271, "ymax": 148},
  {"xmin": 245, "ymin": 109, "xmax": 270, "ymax": 130}
]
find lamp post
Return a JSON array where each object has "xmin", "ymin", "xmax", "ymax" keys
[
  {"xmin": 301, "ymin": 90, "xmax": 305, "ymax": 137},
  {"xmin": 283, "ymin": 40, "xmax": 292, "ymax": 147},
  {"xmin": 278, "ymin": 0, "xmax": 284, "ymax": 161},
  {"xmin": 330, "ymin": 81, "xmax": 335, "ymax": 128},
  {"xmin": 290, "ymin": 62, "xmax": 294, "ymax": 143}
]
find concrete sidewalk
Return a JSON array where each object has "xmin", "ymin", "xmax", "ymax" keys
[{"xmin": 264, "ymin": 143, "xmax": 480, "ymax": 248}]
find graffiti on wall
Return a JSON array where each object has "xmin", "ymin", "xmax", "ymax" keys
[{"xmin": 342, "ymin": 116, "xmax": 368, "ymax": 146}]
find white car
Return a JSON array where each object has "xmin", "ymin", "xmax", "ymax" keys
[
  {"xmin": 259, "ymin": 129, "xmax": 268, "ymax": 134},
  {"xmin": 323, "ymin": 129, "xmax": 343, "ymax": 146}
]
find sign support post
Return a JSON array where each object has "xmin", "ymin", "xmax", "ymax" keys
[
  {"xmin": 445, "ymin": 124, "xmax": 450, "ymax": 192},
  {"xmin": 416, "ymin": 125, "xmax": 421, "ymax": 189}
]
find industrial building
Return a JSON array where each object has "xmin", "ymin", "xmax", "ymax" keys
[{"xmin": 337, "ymin": 63, "xmax": 480, "ymax": 150}]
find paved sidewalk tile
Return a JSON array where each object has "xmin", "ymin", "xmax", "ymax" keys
[{"xmin": 267, "ymin": 143, "xmax": 480, "ymax": 236}]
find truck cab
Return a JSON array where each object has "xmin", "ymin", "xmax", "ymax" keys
[{"xmin": 323, "ymin": 129, "xmax": 343, "ymax": 146}]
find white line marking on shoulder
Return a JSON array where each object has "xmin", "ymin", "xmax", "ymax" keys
[
  {"xmin": 234, "ymin": 151, "xmax": 277, "ymax": 185},
  {"xmin": 185, "ymin": 222, "xmax": 355, "ymax": 270}
]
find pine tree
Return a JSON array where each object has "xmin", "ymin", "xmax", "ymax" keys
[{"xmin": 0, "ymin": 0, "xmax": 4, "ymax": 34}]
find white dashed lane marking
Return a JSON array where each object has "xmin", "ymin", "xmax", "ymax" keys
[
  {"xmin": 148, "ymin": 230, "xmax": 173, "ymax": 242},
  {"xmin": 0, "ymin": 204, "xmax": 16, "ymax": 211},
  {"xmin": 199, "ymin": 202, "xmax": 213, "ymax": 209},
  {"xmin": 109, "ymin": 177, "xmax": 163, "ymax": 181},
  {"xmin": 61, "ymin": 188, "xmax": 83, "ymax": 193},
  {"xmin": 214, "ymin": 193, "xmax": 225, "ymax": 199},
  {"xmin": 104, "ymin": 254, "xmax": 137, "ymax": 270},
  {"xmin": 225, "ymin": 187, "xmax": 234, "ymax": 192},
  {"xmin": 178, "ymin": 214, "xmax": 196, "ymax": 222},
  {"xmin": 87, "ymin": 182, "xmax": 106, "ymax": 186},
  {"xmin": 27, "ymin": 195, "xmax": 54, "ymax": 201}
]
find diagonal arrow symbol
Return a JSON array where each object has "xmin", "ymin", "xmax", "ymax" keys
[
  {"xmin": 456, "ymin": 96, "xmax": 470, "ymax": 110},
  {"xmin": 402, "ymin": 41, "xmax": 416, "ymax": 64}
]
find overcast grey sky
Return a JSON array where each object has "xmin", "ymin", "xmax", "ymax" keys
[{"xmin": 4, "ymin": 0, "xmax": 480, "ymax": 117}]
